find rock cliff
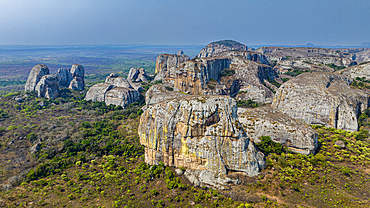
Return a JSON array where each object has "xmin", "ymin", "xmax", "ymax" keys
[
  {"xmin": 238, "ymin": 107, "xmax": 318, "ymax": 155},
  {"xmin": 34, "ymin": 75, "xmax": 60, "ymax": 99},
  {"xmin": 145, "ymin": 83, "xmax": 188, "ymax": 106},
  {"xmin": 198, "ymin": 40, "xmax": 248, "ymax": 58},
  {"xmin": 211, "ymin": 50, "xmax": 269, "ymax": 65},
  {"xmin": 138, "ymin": 95, "xmax": 265, "ymax": 188},
  {"xmin": 272, "ymin": 72, "xmax": 370, "ymax": 131},
  {"xmin": 68, "ymin": 64, "xmax": 85, "ymax": 90},
  {"xmin": 155, "ymin": 52, "xmax": 190, "ymax": 74},
  {"xmin": 56, "ymin": 68, "xmax": 72, "ymax": 88},
  {"xmin": 25, "ymin": 64, "xmax": 50, "ymax": 92}
]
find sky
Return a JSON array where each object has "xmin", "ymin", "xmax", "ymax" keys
[{"xmin": 0, "ymin": 0, "xmax": 369, "ymax": 46}]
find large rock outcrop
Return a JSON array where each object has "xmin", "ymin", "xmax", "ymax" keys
[
  {"xmin": 34, "ymin": 75, "xmax": 60, "ymax": 99},
  {"xmin": 68, "ymin": 64, "xmax": 85, "ymax": 90},
  {"xmin": 25, "ymin": 64, "xmax": 50, "ymax": 92},
  {"xmin": 238, "ymin": 107, "xmax": 318, "ymax": 155},
  {"xmin": 85, "ymin": 74, "xmax": 140, "ymax": 108},
  {"xmin": 127, "ymin": 68, "xmax": 148, "ymax": 82},
  {"xmin": 198, "ymin": 40, "xmax": 248, "ymax": 58},
  {"xmin": 139, "ymin": 96, "xmax": 265, "ymax": 188},
  {"xmin": 155, "ymin": 52, "xmax": 190, "ymax": 74},
  {"xmin": 56, "ymin": 68, "xmax": 72, "ymax": 88},
  {"xmin": 337, "ymin": 62, "xmax": 370, "ymax": 80},
  {"xmin": 211, "ymin": 50, "xmax": 269, "ymax": 65},
  {"xmin": 272, "ymin": 72, "xmax": 370, "ymax": 131}
]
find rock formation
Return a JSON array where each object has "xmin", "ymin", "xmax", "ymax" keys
[
  {"xmin": 34, "ymin": 75, "xmax": 60, "ymax": 99},
  {"xmin": 238, "ymin": 107, "xmax": 318, "ymax": 155},
  {"xmin": 25, "ymin": 64, "xmax": 85, "ymax": 98},
  {"xmin": 272, "ymin": 72, "xmax": 370, "ymax": 131},
  {"xmin": 85, "ymin": 83, "xmax": 114, "ymax": 102},
  {"xmin": 127, "ymin": 68, "xmax": 148, "ymax": 82},
  {"xmin": 69, "ymin": 64, "xmax": 85, "ymax": 90},
  {"xmin": 155, "ymin": 52, "xmax": 190, "ymax": 74},
  {"xmin": 166, "ymin": 56, "xmax": 280, "ymax": 103},
  {"xmin": 85, "ymin": 74, "xmax": 140, "ymax": 108},
  {"xmin": 337, "ymin": 62, "xmax": 370, "ymax": 80},
  {"xmin": 211, "ymin": 50, "xmax": 269, "ymax": 65},
  {"xmin": 138, "ymin": 95, "xmax": 265, "ymax": 189},
  {"xmin": 198, "ymin": 40, "xmax": 248, "ymax": 58},
  {"xmin": 25, "ymin": 64, "xmax": 50, "ymax": 92}
]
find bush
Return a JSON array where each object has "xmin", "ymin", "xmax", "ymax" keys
[
  {"xmin": 26, "ymin": 133, "xmax": 38, "ymax": 142},
  {"xmin": 255, "ymin": 136, "xmax": 285, "ymax": 156}
]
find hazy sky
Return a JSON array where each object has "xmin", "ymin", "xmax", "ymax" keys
[{"xmin": 0, "ymin": 0, "xmax": 369, "ymax": 46}]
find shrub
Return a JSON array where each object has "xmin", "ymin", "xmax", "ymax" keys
[{"xmin": 256, "ymin": 136, "xmax": 285, "ymax": 156}]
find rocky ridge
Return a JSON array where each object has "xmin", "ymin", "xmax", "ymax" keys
[
  {"xmin": 337, "ymin": 62, "xmax": 370, "ymax": 80},
  {"xmin": 198, "ymin": 40, "xmax": 248, "ymax": 58}
]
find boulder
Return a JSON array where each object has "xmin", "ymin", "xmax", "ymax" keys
[
  {"xmin": 105, "ymin": 73, "xmax": 133, "ymax": 88},
  {"xmin": 69, "ymin": 64, "xmax": 85, "ymax": 90},
  {"xmin": 238, "ymin": 107, "xmax": 318, "ymax": 155},
  {"xmin": 56, "ymin": 68, "xmax": 72, "ymax": 88},
  {"xmin": 155, "ymin": 53, "xmax": 190, "ymax": 74},
  {"xmin": 85, "ymin": 83, "xmax": 114, "ymax": 102},
  {"xmin": 138, "ymin": 95, "xmax": 265, "ymax": 188},
  {"xmin": 335, "ymin": 140, "xmax": 346, "ymax": 149},
  {"xmin": 105, "ymin": 87, "xmax": 140, "ymax": 107},
  {"xmin": 34, "ymin": 75, "xmax": 60, "ymax": 99},
  {"xmin": 145, "ymin": 83, "xmax": 188, "ymax": 106},
  {"xmin": 127, "ymin": 68, "xmax": 148, "ymax": 82},
  {"xmin": 272, "ymin": 72, "xmax": 370, "ymax": 131},
  {"xmin": 25, "ymin": 64, "xmax": 50, "ymax": 92},
  {"xmin": 198, "ymin": 40, "xmax": 248, "ymax": 58},
  {"xmin": 129, "ymin": 82, "xmax": 143, "ymax": 92}
]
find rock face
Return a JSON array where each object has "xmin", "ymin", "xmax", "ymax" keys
[
  {"xmin": 138, "ymin": 96, "xmax": 265, "ymax": 188},
  {"xmin": 69, "ymin": 64, "xmax": 85, "ymax": 90},
  {"xmin": 25, "ymin": 64, "xmax": 50, "ymax": 92},
  {"xmin": 85, "ymin": 74, "xmax": 140, "ymax": 108},
  {"xmin": 211, "ymin": 50, "xmax": 269, "ymax": 65},
  {"xmin": 155, "ymin": 52, "xmax": 190, "ymax": 74},
  {"xmin": 145, "ymin": 83, "xmax": 188, "ymax": 106},
  {"xmin": 34, "ymin": 75, "xmax": 60, "ymax": 99},
  {"xmin": 198, "ymin": 40, "xmax": 248, "ymax": 58},
  {"xmin": 105, "ymin": 87, "xmax": 140, "ymax": 107},
  {"xmin": 56, "ymin": 68, "xmax": 72, "ymax": 88},
  {"xmin": 238, "ymin": 107, "xmax": 318, "ymax": 155},
  {"xmin": 277, "ymin": 57, "xmax": 356, "ymax": 70},
  {"xmin": 337, "ymin": 62, "xmax": 370, "ymax": 80},
  {"xmin": 272, "ymin": 72, "xmax": 370, "ymax": 131},
  {"xmin": 127, "ymin": 68, "xmax": 148, "ymax": 82},
  {"xmin": 85, "ymin": 83, "xmax": 114, "ymax": 102}
]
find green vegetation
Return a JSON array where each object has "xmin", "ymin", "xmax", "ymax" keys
[
  {"xmin": 237, "ymin": 99, "xmax": 259, "ymax": 108},
  {"xmin": 256, "ymin": 136, "xmax": 286, "ymax": 156},
  {"xmin": 219, "ymin": 69, "xmax": 236, "ymax": 77},
  {"xmin": 210, "ymin": 40, "xmax": 243, "ymax": 47},
  {"xmin": 325, "ymin": 63, "xmax": 346, "ymax": 71},
  {"xmin": 351, "ymin": 77, "xmax": 370, "ymax": 89},
  {"xmin": 281, "ymin": 78, "xmax": 290, "ymax": 83},
  {"xmin": 284, "ymin": 69, "xmax": 311, "ymax": 77}
]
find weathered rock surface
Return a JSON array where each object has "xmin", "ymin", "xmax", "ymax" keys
[
  {"xmin": 337, "ymin": 62, "xmax": 370, "ymax": 80},
  {"xmin": 277, "ymin": 57, "xmax": 356, "ymax": 70},
  {"xmin": 105, "ymin": 87, "xmax": 140, "ymax": 107},
  {"xmin": 69, "ymin": 64, "xmax": 85, "ymax": 90},
  {"xmin": 85, "ymin": 74, "xmax": 140, "ymax": 108},
  {"xmin": 85, "ymin": 83, "xmax": 114, "ymax": 102},
  {"xmin": 127, "ymin": 68, "xmax": 148, "ymax": 82},
  {"xmin": 198, "ymin": 40, "xmax": 248, "ymax": 58},
  {"xmin": 25, "ymin": 64, "xmax": 50, "ymax": 92},
  {"xmin": 138, "ymin": 95, "xmax": 265, "ymax": 188},
  {"xmin": 145, "ymin": 83, "xmax": 188, "ymax": 106},
  {"xmin": 272, "ymin": 72, "xmax": 370, "ymax": 131},
  {"xmin": 170, "ymin": 57, "xmax": 280, "ymax": 103},
  {"xmin": 155, "ymin": 52, "xmax": 190, "ymax": 74},
  {"xmin": 238, "ymin": 107, "xmax": 318, "ymax": 155},
  {"xmin": 256, "ymin": 47, "xmax": 346, "ymax": 59},
  {"xmin": 34, "ymin": 75, "xmax": 60, "ymax": 99},
  {"xmin": 56, "ymin": 68, "xmax": 72, "ymax": 88}
]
